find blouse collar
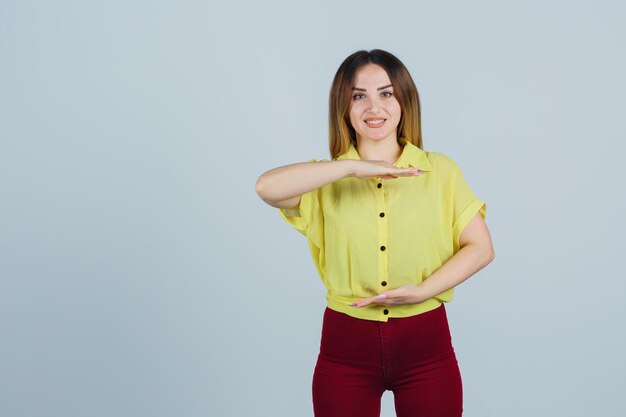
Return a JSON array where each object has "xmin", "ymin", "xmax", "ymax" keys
[{"xmin": 336, "ymin": 138, "xmax": 433, "ymax": 172}]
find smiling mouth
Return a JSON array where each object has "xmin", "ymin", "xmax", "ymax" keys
[{"xmin": 365, "ymin": 119, "xmax": 386, "ymax": 127}]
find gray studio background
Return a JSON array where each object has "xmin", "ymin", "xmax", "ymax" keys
[{"xmin": 1, "ymin": 1, "xmax": 625, "ymax": 416}]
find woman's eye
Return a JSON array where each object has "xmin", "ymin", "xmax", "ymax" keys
[
  {"xmin": 382, "ymin": 91, "xmax": 393, "ymax": 97},
  {"xmin": 353, "ymin": 94, "xmax": 365, "ymax": 100}
]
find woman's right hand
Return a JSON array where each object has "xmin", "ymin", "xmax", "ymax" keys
[
  {"xmin": 256, "ymin": 159, "xmax": 423, "ymax": 208},
  {"xmin": 349, "ymin": 160, "xmax": 423, "ymax": 179}
]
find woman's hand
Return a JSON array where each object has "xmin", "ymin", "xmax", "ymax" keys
[
  {"xmin": 349, "ymin": 284, "xmax": 428, "ymax": 308},
  {"xmin": 349, "ymin": 160, "xmax": 423, "ymax": 179}
]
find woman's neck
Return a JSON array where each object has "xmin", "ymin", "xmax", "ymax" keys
[{"xmin": 356, "ymin": 137, "xmax": 403, "ymax": 164}]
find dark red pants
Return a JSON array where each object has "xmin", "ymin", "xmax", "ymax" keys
[{"xmin": 312, "ymin": 304, "xmax": 463, "ymax": 417}]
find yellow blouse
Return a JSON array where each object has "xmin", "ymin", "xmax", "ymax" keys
[{"xmin": 278, "ymin": 138, "xmax": 487, "ymax": 322}]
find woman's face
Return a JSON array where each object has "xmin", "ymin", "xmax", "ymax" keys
[{"xmin": 348, "ymin": 63, "xmax": 402, "ymax": 144}]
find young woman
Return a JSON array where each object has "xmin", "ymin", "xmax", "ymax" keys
[{"xmin": 255, "ymin": 49, "xmax": 495, "ymax": 417}]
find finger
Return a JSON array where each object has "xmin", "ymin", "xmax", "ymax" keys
[
  {"xmin": 397, "ymin": 168, "xmax": 421, "ymax": 176},
  {"xmin": 351, "ymin": 290, "xmax": 389, "ymax": 307},
  {"xmin": 357, "ymin": 298, "xmax": 374, "ymax": 307},
  {"xmin": 349, "ymin": 298, "xmax": 365, "ymax": 307},
  {"xmin": 377, "ymin": 292, "xmax": 396, "ymax": 304},
  {"xmin": 383, "ymin": 168, "xmax": 419, "ymax": 178},
  {"xmin": 351, "ymin": 297, "xmax": 376, "ymax": 308}
]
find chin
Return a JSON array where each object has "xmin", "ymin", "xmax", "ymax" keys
[{"xmin": 362, "ymin": 132, "xmax": 394, "ymax": 142}]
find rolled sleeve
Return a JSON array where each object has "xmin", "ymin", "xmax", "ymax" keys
[
  {"xmin": 278, "ymin": 188, "xmax": 316, "ymax": 236},
  {"xmin": 277, "ymin": 158, "xmax": 325, "ymax": 246},
  {"xmin": 277, "ymin": 158, "xmax": 326, "ymax": 279},
  {"xmin": 448, "ymin": 160, "xmax": 487, "ymax": 253}
]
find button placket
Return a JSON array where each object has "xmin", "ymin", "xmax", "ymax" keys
[{"xmin": 376, "ymin": 179, "xmax": 389, "ymax": 318}]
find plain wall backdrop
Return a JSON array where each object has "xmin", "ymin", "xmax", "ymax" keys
[{"xmin": 1, "ymin": 1, "xmax": 625, "ymax": 416}]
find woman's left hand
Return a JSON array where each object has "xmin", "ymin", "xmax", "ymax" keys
[{"xmin": 350, "ymin": 283, "xmax": 427, "ymax": 308}]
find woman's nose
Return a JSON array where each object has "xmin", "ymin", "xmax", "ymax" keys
[{"xmin": 367, "ymin": 96, "xmax": 382, "ymax": 112}]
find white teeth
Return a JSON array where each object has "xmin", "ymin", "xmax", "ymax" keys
[{"xmin": 366, "ymin": 119, "xmax": 385, "ymax": 124}]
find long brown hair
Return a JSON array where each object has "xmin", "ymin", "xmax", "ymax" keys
[{"xmin": 328, "ymin": 49, "xmax": 423, "ymax": 159}]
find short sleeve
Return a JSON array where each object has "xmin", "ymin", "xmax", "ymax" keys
[
  {"xmin": 447, "ymin": 159, "xmax": 487, "ymax": 253},
  {"xmin": 278, "ymin": 187, "xmax": 320, "ymax": 236},
  {"xmin": 277, "ymin": 158, "xmax": 327, "ymax": 278},
  {"xmin": 277, "ymin": 158, "xmax": 325, "ymax": 240}
]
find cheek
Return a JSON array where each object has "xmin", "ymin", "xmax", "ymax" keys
[
  {"xmin": 348, "ymin": 107, "xmax": 361, "ymax": 125},
  {"xmin": 391, "ymin": 108, "xmax": 402, "ymax": 121},
  {"xmin": 391, "ymin": 101, "xmax": 402, "ymax": 117}
]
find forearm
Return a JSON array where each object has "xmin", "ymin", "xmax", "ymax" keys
[
  {"xmin": 256, "ymin": 159, "xmax": 355, "ymax": 204},
  {"xmin": 416, "ymin": 243, "xmax": 494, "ymax": 301}
]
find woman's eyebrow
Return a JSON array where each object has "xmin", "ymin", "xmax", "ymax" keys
[{"xmin": 352, "ymin": 84, "xmax": 393, "ymax": 92}]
